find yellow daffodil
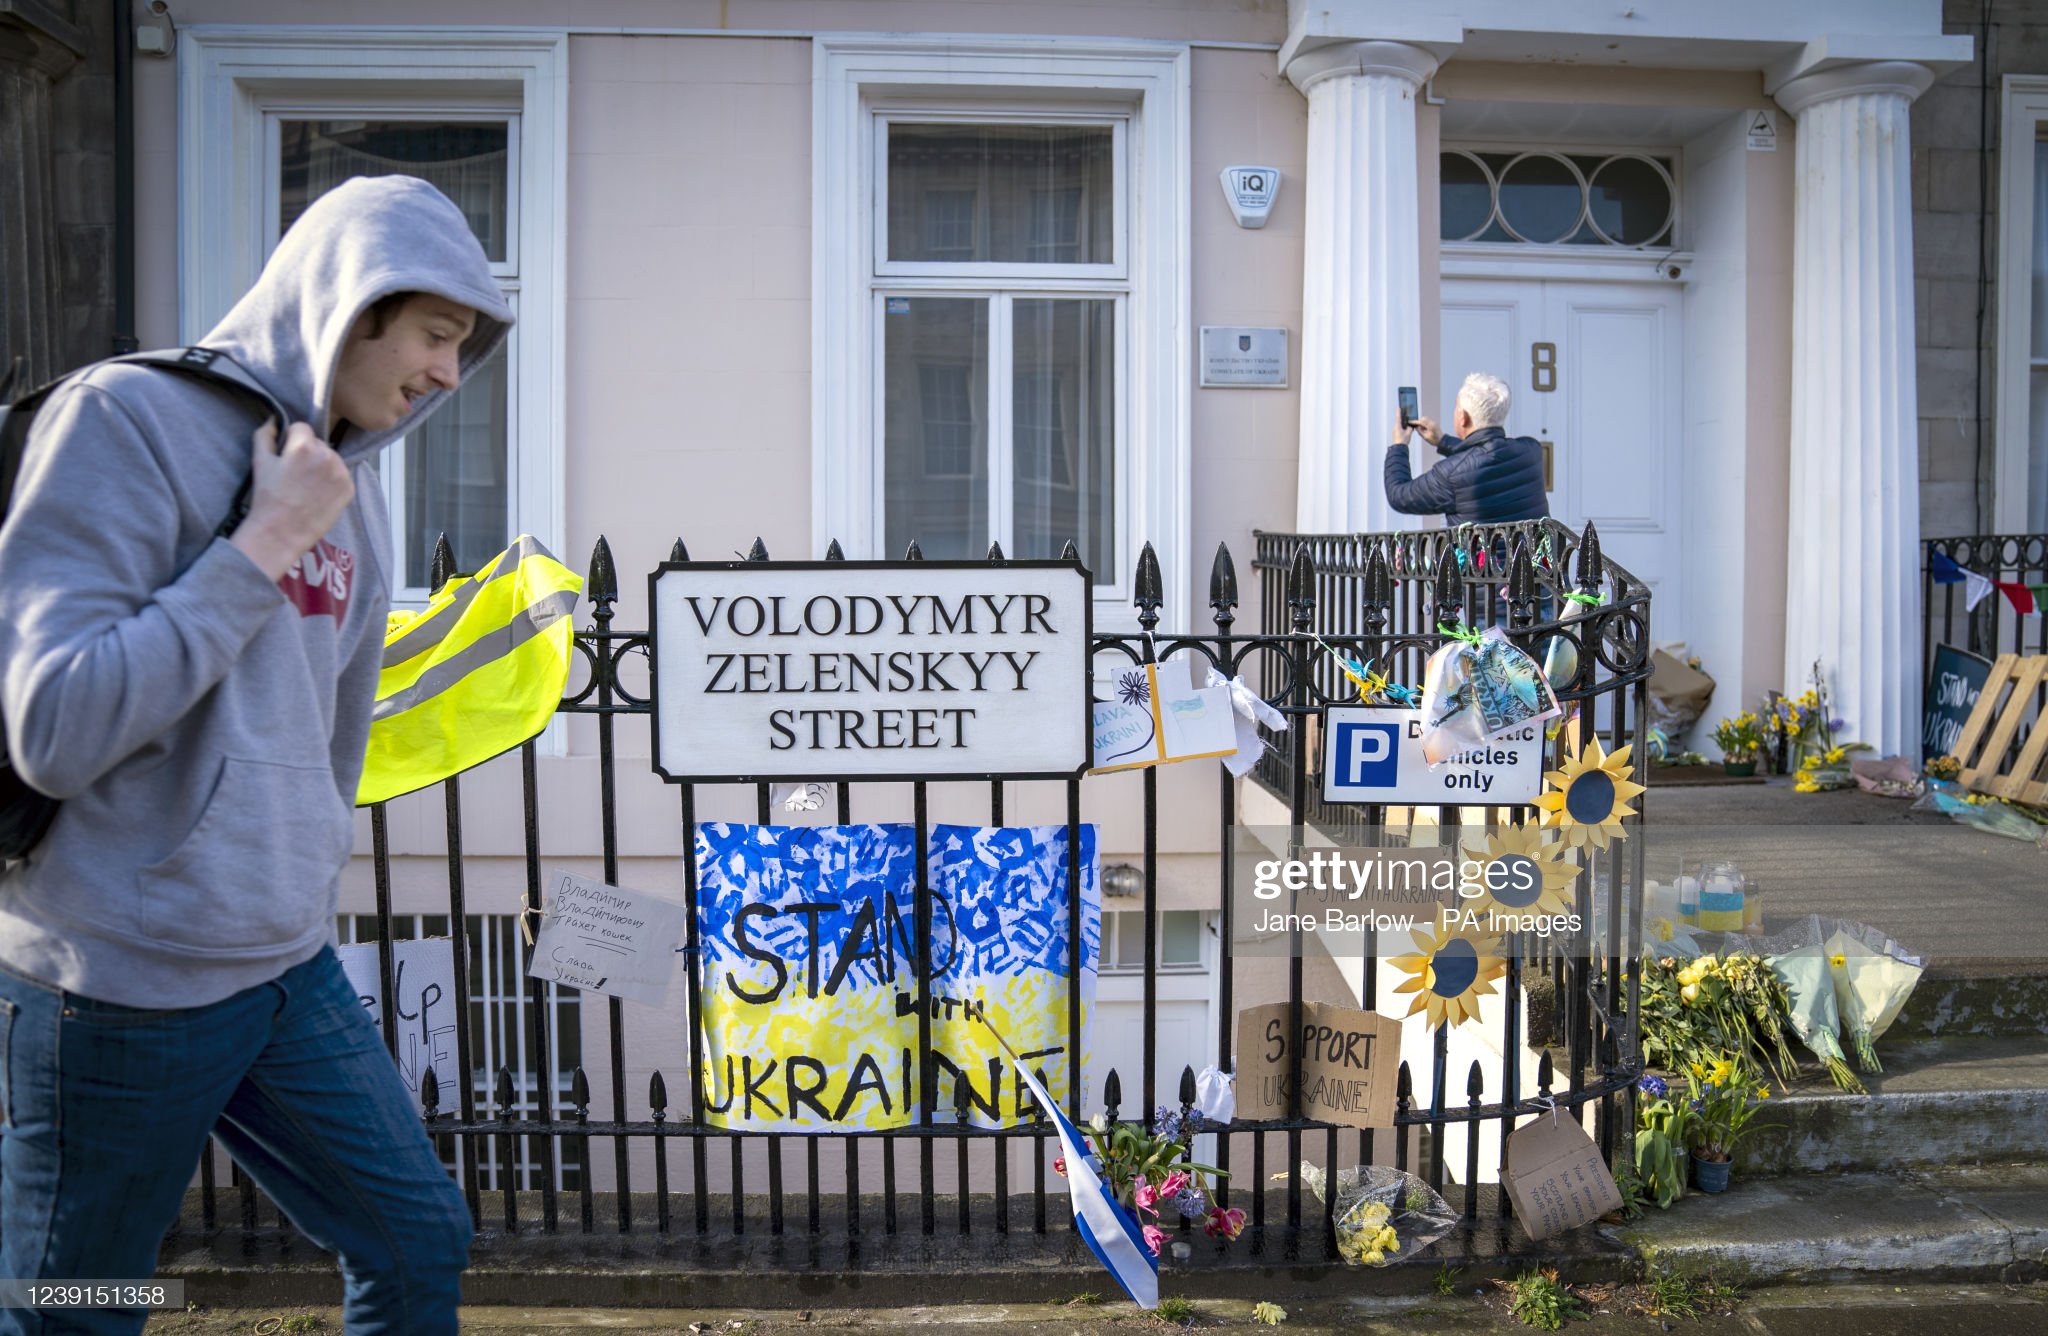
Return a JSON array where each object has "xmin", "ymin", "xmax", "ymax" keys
[
  {"xmin": 1825, "ymin": 746, "xmax": 1846, "ymax": 764},
  {"xmin": 1754, "ymin": 1086, "xmax": 1771, "ymax": 1100},
  {"xmin": 1829, "ymin": 953, "xmax": 1847, "ymax": 969},
  {"xmin": 1654, "ymin": 919, "xmax": 1674, "ymax": 942}
]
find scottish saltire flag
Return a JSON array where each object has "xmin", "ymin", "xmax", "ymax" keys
[{"xmin": 1005, "ymin": 1042, "xmax": 1158, "ymax": 1310}]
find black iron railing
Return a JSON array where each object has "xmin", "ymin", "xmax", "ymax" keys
[
  {"xmin": 183, "ymin": 519, "xmax": 1650, "ymax": 1264},
  {"xmin": 1924, "ymin": 534, "xmax": 2048, "ymax": 675}
]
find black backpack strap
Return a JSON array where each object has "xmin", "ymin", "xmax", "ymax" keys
[{"xmin": 114, "ymin": 349, "xmax": 296, "ymax": 539}]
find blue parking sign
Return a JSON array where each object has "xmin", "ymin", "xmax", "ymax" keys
[{"xmin": 1331, "ymin": 719, "xmax": 1402, "ymax": 787}]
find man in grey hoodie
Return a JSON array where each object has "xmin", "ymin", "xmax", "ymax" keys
[{"xmin": 0, "ymin": 176, "xmax": 511, "ymax": 1334}]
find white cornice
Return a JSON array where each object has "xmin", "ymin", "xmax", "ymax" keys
[
  {"xmin": 1765, "ymin": 32, "xmax": 1973, "ymax": 97},
  {"xmin": 1284, "ymin": 39, "xmax": 1442, "ymax": 97},
  {"xmin": 1773, "ymin": 59, "xmax": 1939, "ymax": 117}
]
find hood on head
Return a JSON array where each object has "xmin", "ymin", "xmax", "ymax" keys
[{"xmin": 201, "ymin": 174, "xmax": 514, "ymax": 460}]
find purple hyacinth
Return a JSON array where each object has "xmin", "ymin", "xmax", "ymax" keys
[
  {"xmin": 1637, "ymin": 1074, "xmax": 1668, "ymax": 1098},
  {"xmin": 1174, "ymin": 1187, "xmax": 1208, "ymax": 1218},
  {"xmin": 1153, "ymin": 1106, "xmax": 1182, "ymax": 1141}
]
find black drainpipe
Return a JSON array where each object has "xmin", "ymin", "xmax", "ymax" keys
[{"xmin": 112, "ymin": 0, "xmax": 138, "ymax": 354}]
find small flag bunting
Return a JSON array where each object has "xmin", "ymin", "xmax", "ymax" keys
[{"xmin": 1930, "ymin": 551, "xmax": 2044, "ymax": 617}]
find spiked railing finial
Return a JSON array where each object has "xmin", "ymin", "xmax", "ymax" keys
[
  {"xmin": 587, "ymin": 536, "xmax": 618, "ymax": 614},
  {"xmin": 1134, "ymin": 542, "xmax": 1163, "ymax": 633},
  {"xmin": 1287, "ymin": 544, "xmax": 1316, "ymax": 632},
  {"xmin": 429, "ymin": 532, "xmax": 458, "ymax": 594},
  {"xmin": 1208, "ymin": 541, "xmax": 1238, "ymax": 630}
]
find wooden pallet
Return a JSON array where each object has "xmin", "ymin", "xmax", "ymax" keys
[{"xmin": 1949, "ymin": 653, "xmax": 2048, "ymax": 806}]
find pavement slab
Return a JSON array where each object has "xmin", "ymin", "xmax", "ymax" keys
[{"xmin": 136, "ymin": 1284, "xmax": 2048, "ymax": 1334}]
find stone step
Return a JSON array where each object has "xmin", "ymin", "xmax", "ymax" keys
[
  {"xmin": 1739, "ymin": 1034, "xmax": 2048, "ymax": 1176},
  {"xmin": 1891, "ymin": 965, "xmax": 2048, "ymax": 1039},
  {"xmin": 1608, "ymin": 1165, "xmax": 2048, "ymax": 1286}
]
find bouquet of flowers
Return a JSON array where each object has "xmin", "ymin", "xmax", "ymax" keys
[
  {"xmin": 1757, "ymin": 917, "xmax": 1868, "ymax": 1093},
  {"xmin": 1070, "ymin": 1106, "xmax": 1240, "ymax": 1252},
  {"xmin": 1296, "ymin": 1163, "xmax": 1458, "ymax": 1267},
  {"xmin": 1768, "ymin": 662, "xmax": 1869, "ymax": 791},
  {"xmin": 1709, "ymin": 712, "xmax": 1765, "ymax": 764},
  {"xmin": 1637, "ymin": 952, "xmax": 1801, "ymax": 1090},
  {"xmin": 1824, "ymin": 924, "xmax": 1925, "ymax": 1074}
]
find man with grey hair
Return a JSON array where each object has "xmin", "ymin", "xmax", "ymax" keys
[{"xmin": 1385, "ymin": 371, "xmax": 1549, "ymax": 526}]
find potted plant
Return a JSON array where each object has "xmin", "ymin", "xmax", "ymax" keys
[
  {"xmin": 1632, "ymin": 1074, "xmax": 1689, "ymax": 1208},
  {"xmin": 1683, "ymin": 1051, "xmax": 1773, "ymax": 1193},
  {"xmin": 1709, "ymin": 713, "xmax": 1764, "ymax": 777}
]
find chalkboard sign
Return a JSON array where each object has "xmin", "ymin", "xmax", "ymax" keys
[{"xmin": 1924, "ymin": 643, "xmax": 1993, "ymax": 761}]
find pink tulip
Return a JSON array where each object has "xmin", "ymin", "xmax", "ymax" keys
[
  {"xmin": 1141, "ymin": 1224, "xmax": 1168, "ymax": 1256},
  {"xmin": 1133, "ymin": 1181, "xmax": 1158, "ymax": 1211},
  {"xmin": 1204, "ymin": 1205, "xmax": 1247, "ymax": 1240},
  {"xmin": 1159, "ymin": 1170, "xmax": 1190, "ymax": 1198}
]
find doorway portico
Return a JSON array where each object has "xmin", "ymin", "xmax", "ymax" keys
[{"xmin": 1279, "ymin": 1, "xmax": 1970, "ymax": 751}]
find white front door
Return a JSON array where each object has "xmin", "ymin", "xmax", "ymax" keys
[{"xmin": 1440, "ymin": 277, "xmax": 1683, "ymax": 643}]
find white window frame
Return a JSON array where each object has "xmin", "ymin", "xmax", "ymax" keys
[
  {"xmin": 815, "ymin": 37, "xmax": 1191, "ymax": 630},
  {"xmin": 1995, "ymin": 76, "xmax": 2048, "ymax": 533},
  {"xmin": 179, "ymin": 28, "xmax": 567, "ymax": 605}
]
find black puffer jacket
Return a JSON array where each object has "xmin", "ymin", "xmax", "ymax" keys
[{"xmin": 1383, "ymin": 425, "xmax": 1549, "ymax": 526}]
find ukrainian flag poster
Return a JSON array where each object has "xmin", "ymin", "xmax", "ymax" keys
[{"xmin": 692, "ymin": 822, "xmax": 1099, "ymax": 1132}]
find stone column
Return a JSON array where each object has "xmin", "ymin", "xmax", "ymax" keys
[
  {"xmin": 0, "ymin": 11, "xmax": 82, "ymax": 390},
  {"xmin": 1285, "ymin": 40, "xmax": 1439, "ymax": 535},
  {"xmin": 1777, "ymin": 61, "xmax": 1938, "ymax": 757}
]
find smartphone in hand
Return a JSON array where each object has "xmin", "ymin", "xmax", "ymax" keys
[{"xmin": 1398, "ymin": 385, "xmax": 1420, "ymax": 428}]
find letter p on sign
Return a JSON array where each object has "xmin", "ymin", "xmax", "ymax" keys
[{"xmin": 1335, "ymin": 721, "xmax": 1399, "ymax": 787}]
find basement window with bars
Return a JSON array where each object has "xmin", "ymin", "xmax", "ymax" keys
[{"xmin": 339, "ymin": 913, "xmax": 585, "ymax": 1192}]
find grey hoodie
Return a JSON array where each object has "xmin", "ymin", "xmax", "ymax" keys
[{"xmin": 0, "ymin": 176, "xmax": 512, "ymax": 1008}]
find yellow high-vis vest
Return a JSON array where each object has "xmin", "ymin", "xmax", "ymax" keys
[{"xmin": 357, "ymin": 535, "xmax": 582, "ymax": 805}]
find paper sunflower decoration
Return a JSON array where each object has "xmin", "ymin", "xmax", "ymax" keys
[
  {"xmin": 1458, "ymin": 825, "xmax": 1581, "ymax": 920},
  {"xmin": 1534, "ymin": 734, "xmax": 1644, "ymax": 850},
  {"xmin": 1390, "ymin": 926, "xmax": 1505, "ymax": 1029}
]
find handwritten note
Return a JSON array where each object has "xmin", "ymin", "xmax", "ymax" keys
[
  {"xmin": 1503, "ymin": 1112, "xmax": 1622, "ymax": 1240},
  {"xmin": 1091, "ymin": 658, "xmax": 1239, "ymax": 773},
  {"xmin": 1235, "ymin": 1000, "xmax": 1401, "ymax": 1130},
  {"xmin": 338, "ymin": 938, "xmax": 458, "ymax": 1116},
  {"xmin": 529, "ymin": 869, "xmax": 690, "ymax": 1006}
]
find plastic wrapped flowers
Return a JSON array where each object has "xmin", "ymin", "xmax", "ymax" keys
[{"xmin": 1296, "ymin": 1163, "xmax": 1459, "ymax": 1268}]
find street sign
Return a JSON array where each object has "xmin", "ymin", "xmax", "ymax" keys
[
  {"xmin": 649, "ymin": 560, "xmax": 1092, "ymax": 783},
  {"xmin": 1320, "ymin": 707, "xmax": 1543, "ymax": 805}
]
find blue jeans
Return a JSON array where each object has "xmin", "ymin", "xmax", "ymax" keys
[{"xmin": 0, "ymin": 947, "xmax": 470, "ymax": 1334}]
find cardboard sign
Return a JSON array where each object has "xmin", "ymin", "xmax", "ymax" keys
[
  {"xmin": 530, "ymin": 869, "xmax": 690, "ymax": 1006},
  {"xmin": 1503, "ymin": 1112, "xmax": 1622, "ymax": 1240},
  {"xmin": 1235, "ymin": 1001, "xmax": 1401, "ymax": 1130},
  {"xmin": 1092, "ymin": 658, "xmax": 1239, "ymax": 773},
  {"xmin": 338, "ymin": 938, "xmax": 458, "ymax": 1117},
  {"xmin": 1923, "ymin": 643, "xmax": 1993, "ymax": 762},
  {"xmin": 1321, "ymin": 707, "xmax": 1543, "ymax": 805}
]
